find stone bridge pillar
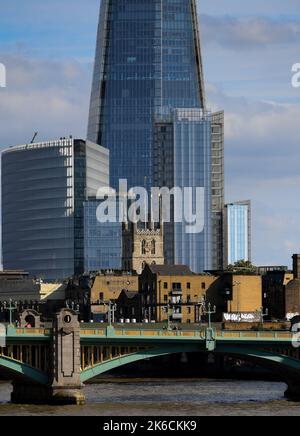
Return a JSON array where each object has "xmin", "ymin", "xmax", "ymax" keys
[
  {"xmin": 50, "ymin": 308, "xmax": 85, "ymax": 405},
  {"xmin": 11, "ymin": 308, "xmax": 85, "ymax": 405}
]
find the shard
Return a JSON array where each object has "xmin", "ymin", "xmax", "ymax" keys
[{"xmin": 88, "ymin": 0, "xmax": 224, "ymax": 272}]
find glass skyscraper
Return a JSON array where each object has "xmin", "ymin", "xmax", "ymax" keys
[
  {"xmin": 2, "ymin": 139, "xmax": 109, "ymax": 281},
  {"xmin": 224, "ymin": 201, "xmax": 252, "ymax": 267},
  {"xmin": 84, "ymin": 199, "xmax": 122, "ymax": 272},
  {"xmin": 88, "ymin": 0, "xmax": 205, "ymax": 190},
  {"xmin": 88, "ymin": 0, "xmax": 224, "ymax": 272},
  {"xmin": 154, "ymin": 109, "xmax": 212, "ymax": 272}
]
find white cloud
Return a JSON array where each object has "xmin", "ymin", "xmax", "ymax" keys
[
  {"xmin": 207, "ymin": 84, "xmax": 300, "ymax": 267},
  {"xmin": 201, "ymin": 15, "xmax": 300, "ymax": 49},
  {"xmin": 0, "ymin": 54, "xmax": 91, "ymax": 147}
]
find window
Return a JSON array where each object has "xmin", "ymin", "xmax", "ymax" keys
[
  {"xmin": 187, "ymin": 295, "xmax": 191, "ymax": 303},
  {"xmin": 141, "ymin": 240, "xmax": 146, "ymax": 255},
  {"xmin": 172, "ymin": 283, "xmax": 182, "ymax": 290},
  {"xmin": 99, "ymin": 292, "xmax": 104, "ymax": 302},
  {"xmin": 164, "ymin": 295, "xmax": 168, "ymax": 303},
  {"xmin": 151, "ymin": 240, "xmax": 156, "ymax": 255},
  {"xmin": 164, "ymin": 282, "xmax": 168, "ymax": 289},
  {"xmin": 187, "ymin": 282, "xmax": 191, "ymax": 289},
  {"xmin": 187, "ymin": 307, "xmax": 191, "ymax": 314},
  {"xmin": 201, "ymin": 282, "xmax": 206, "ymax": 290}
]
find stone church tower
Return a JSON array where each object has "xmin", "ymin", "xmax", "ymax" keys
[{"xmin": 122, "ymin": 221, "xmax": 164, "ymax": 274}]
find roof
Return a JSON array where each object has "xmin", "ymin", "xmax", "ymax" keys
[
  {"xmin": 121, "ymin": 290, "xmax": 139, "ymax": 299},
  {"xmin": 147, "ymin": 265, "xmax": 194, "ymax": 276}
]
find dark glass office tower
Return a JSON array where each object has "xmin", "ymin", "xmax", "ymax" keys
[
  {"xmin": 88, "ymin": 0, "xmax": 224, "ymax": 272},
  {"xmin": 2, "ymin": 139, "xmax": 109, "ymax": 281},
  {"xmin": 88, "ymin": 0, "xmax": 206, "ymax": 190}
]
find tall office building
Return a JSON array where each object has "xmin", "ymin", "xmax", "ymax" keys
[
  {"xmin": 154, "ymin": 108, "xmax": 212, "ymax": 272},
  {"xmin": 2, "ymin": 139, "xmax": 109, "ymax": 281},
  {"xmin": 224, "ymin": 201, "xmax": 252, "ymax": 267},
  {"xmin": 83, "ymin": 198, "xmax": 123, "ymax": 272},
  {"xmin": 211, "ymin": 111, "xmax": 225, "ymax": 270},
  {"xmin": 88, "ymin": 0, "xmax": 206, "ymax": 190},
  {"xmin": 88, "ymin": 0, "xmax": 224, "ymax": 272}
]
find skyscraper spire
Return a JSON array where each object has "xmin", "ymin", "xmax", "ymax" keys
[{"xmin": 88, "ymin": 0, "xmax": 207, "ymax": 189}]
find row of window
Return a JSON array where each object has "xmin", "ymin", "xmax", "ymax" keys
[{"xmin": 162, "ymin": 282, "xmax": 207, "ymax": 290}]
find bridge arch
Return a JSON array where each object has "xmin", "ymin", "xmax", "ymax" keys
[
  {"xmin": 0, "ymin": 356, "xmax": 49, "ymax": 385},
  {"xmin": 80, "ymin": 344, "xmax": 300, "ymax": 385}
]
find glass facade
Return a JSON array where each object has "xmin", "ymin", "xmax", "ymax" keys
[
  {"xmin": 87, "ymin": 0, "xmax": 224, "ymax": 272},
  {"xmin": 1, "ymin": 140, "xmax": 109, "ymax": 281},
  {"xmin": 154, "ymin": 109, "xmax": 212, "ymax": 272},
  {"xmin": 225, "ymin": 201, "xmax": 251, "ymax": 266},
  {"xmin": 88, "ymin": 0, "xmax": 206, "ymax": 190},
  {"xmin": 211, "ymin": 111, "xmax": 225, "ymax": 270},
  {"xmin": 84, "ymin": 200, "xmax": 122, "ymax": 272}
]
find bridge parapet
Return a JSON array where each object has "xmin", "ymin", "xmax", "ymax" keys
[
  {"xmin": 79, "ymin": 326, "xmax": 294, "ymax": 342},
  {"xmin": 7, "ymin": 326, "xmax": 52, "ymax": 338}
]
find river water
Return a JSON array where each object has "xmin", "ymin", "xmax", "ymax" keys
[{"xmin": 0, "ymin": 379, "xmax": 300, "ymax": 416}]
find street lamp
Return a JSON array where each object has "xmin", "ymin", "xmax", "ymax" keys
[
  {"xmin": 233, "ymin": 281, "xmax": 241, "ymax": 313},
  {"xmin": 203, "ymin": 302, "xmax": 217, "ymax": 329},
  {"xmin": 4, "ymin": 299, "xmax": 18, "ymax": 326},
  {"xmin": 259, "ymin": 307, "xmax": 269, "ymax": 330},
  {"xmin": 108, "ymin": 300, "xmax": 117, "ymax": 326},
  {"xmin": 167, "ymin": 302, "xmax": 174, "ymax": 331}
]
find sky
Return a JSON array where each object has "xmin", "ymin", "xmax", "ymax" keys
[{"xmin": 0, "ymin": 0, "xmax": 299, "ymax": 268}]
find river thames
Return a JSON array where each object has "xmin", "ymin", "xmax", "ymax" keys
[{"xmin": 0, "ymin": 379, "xmax": 300, "ymax": 416}]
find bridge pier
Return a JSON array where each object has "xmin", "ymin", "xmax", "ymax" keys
[
  {"xmin": 11, "ymin": 383, "xmax": 52, "ymax": 405},
  {"xmin": 11, "ymin": 309, "xmax": 85, "ymax": 405},
  {"xmin": 11, "ymin": 383, "xmax": 85, "ymax": 406},
  {"xmin": 285, "ymin": 381, "xmax": 300, "ymax": 401},
  {"xmin": 50, "ymin": 309, "xmax": 85, "ymax": 405}
]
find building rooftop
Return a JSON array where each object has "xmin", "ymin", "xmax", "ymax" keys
[
  {"xmin": 148, "ymin": 265, "xmax": 194, "ymax": 276},
  {"xmin": 121, "ymin": 290, "xmax": 139, "ymax": 299}
]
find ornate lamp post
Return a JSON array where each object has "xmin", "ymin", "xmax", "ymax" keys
[
  {"xmin": 203, "ymin": 302, "xmax": 217, "ymax": 351},
  {"xmin": 203, "ymin": 302, "xmax": 217, "ymax": 329},
  {"xmin": 259, "ymin": 307, "xmax": 269, "ymax": 331},
  {"xmin": 108, "ymin": 300, "xmax": 117, "ymax": 326},
  {"xmin": 3, "ymin": 299, "xmax": 18, "ymax": 325}
]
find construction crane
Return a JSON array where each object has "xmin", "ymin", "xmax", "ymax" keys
[{"xmin": 30, "ymin": 132, "xmax": 38, "ymax": 144}]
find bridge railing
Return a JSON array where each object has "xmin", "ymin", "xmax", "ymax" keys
[
  {"xmin": 216, "ymin": 331, "xmax": 293, "ymax": 340},
  {"xmin": 5, "ymin": 327, "xmax": 52, "ymax": 337},
  {"xmin": 3, "ymin": 325, "xmax": 294, "ymax": 341},
  {"xmin": 79, "ymin": 327, "xmax": 294, "ymax": 340}
]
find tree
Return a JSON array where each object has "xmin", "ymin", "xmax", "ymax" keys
[{"xmin": 225, "ymin": 260, "xmax": 257, "ymax": 274}]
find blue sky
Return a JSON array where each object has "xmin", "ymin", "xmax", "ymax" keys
[{"xmin": 0, "ymin": 0, "xmax": 299, "ymax": 267}]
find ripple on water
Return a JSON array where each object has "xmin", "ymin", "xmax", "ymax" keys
[{"xmin": 0, "ymin": 379, "xmax": 299, "ymax": 416}]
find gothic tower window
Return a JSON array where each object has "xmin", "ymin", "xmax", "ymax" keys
[
  {"xmin": 142, "ymin": 240, "xmax": 146, "ymax": 255},
  {"xmin": 151, "ymin": 240, "xmax": 156, "ymax": 255}
]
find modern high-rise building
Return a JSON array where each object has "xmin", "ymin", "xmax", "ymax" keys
[
  {"xmin": 88, "ymin": 0, "xmax": 224, "ymax": 272},
  {"xmin": 83, "ymin": 198, "xmax": 123, "ymax": 272},
  {"xmin": 211, "ymin": 111, "xmax": 225, "ymax": 270},
  {"xmin": 2, "ymin": 139, "xmax": 109, "ymax": 281},
  {"xmin": 224, "ymin": 201, "xmax": 252, "ymax": 267},
  {"xmin": 154, "ymin": 108, "xmax": 212, "ymax": 272},
  {"xmin": 88, "ymin": 0, "xmax": 206, "ymax": 190}
]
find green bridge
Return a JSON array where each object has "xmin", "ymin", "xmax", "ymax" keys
[{"xmin": 0, "ymin": 309, "xmax": 300, "ymax": 405}]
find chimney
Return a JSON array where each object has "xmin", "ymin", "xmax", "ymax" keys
[{"xmin": 292, "ymin": 254, "xmax": 300, "ymax": 279}]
